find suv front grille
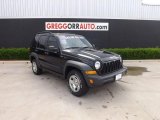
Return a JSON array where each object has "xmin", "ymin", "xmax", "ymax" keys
[{"xmin": 100, "ymin": 60, "xmax": 122, "ymax": 75}]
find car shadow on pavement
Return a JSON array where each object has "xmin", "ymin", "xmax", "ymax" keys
[{"xmin": 37, "ymin": 70, "xmax": 126, "ymax": 101}]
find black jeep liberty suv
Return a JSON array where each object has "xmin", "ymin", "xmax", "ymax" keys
[{"xmin": 29, "ymin": 31, "xmax": 127, "ymax": 97}]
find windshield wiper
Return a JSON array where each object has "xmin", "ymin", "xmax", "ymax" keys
[
  {"xmin": 80, "ymin": 47, "xmax": 92, "ymax": 49},
  {"xmin": 65, "ymin": 47, "xmax": 81, "ymax": 49},
  {"xmin": 82, "ymin": 47, "xmax": 90, "ymax": 48},
  {"xmin": 65, "ymin": 46, "xmax": 92, "ymax": 49}
]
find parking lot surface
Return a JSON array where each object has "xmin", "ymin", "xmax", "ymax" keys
[{"xmin": 0, "ymin": 60, "xmax": 160, "ymax": 120}]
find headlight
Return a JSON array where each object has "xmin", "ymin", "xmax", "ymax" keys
[
  {"xmin": 95, "ymin": 61, "xmax": 101, "ymax": 70},
  {"xmin": 119, "ymin": 56, "xmax": 122, "ymax": 62}
]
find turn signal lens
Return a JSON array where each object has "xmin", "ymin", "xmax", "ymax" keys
[
  {"xmin": 85, "ymin": 70, "xmax": 97, "ymax": 75},
  {"xmin": 89, "ymin": 79, "xmax": 94, "ymax": 84}
]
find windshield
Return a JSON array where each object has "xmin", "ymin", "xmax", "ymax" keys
[{"xmin": 59, "ymin": 35, "xmax": 93, "ymax": 49}]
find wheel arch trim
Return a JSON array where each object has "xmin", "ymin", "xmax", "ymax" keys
[
  {"xmin": 63, "ymin": 60, "xmax": 93, "ymax": 79},
  {"xmin": 29, "ymin": 52, "xmax": 41, "ymax": 68}
]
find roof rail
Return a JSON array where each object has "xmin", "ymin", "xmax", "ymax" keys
[{"xmin": 37, "ymin": 31, "xmax": 52, "ymax": 34}]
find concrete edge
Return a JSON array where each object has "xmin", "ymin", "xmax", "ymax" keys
[
  {"xmin": 0, "ymin": 60, "xmax": 160, "ymax": 64},
  {"xmin": 124, "ymin": 60, "xmax": 160, "ymax": 62},
  {"xmin": 0, "ymin": 60, "xmax": 30, "ymax": 64}
]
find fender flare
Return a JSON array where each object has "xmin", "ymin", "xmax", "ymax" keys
[
  {"xmin": 63, "ymin": 60, "xmax": 93, "ymax": 78},
  {"xmin": 29, "ymin": 52, "xmax": 41, "ymax": 67}
]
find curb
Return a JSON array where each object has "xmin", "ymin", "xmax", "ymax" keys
[
  {"xmin": 124, "ymin": 60, "xmax": 160, "ymax": 62},
  {"xmin": 0, "ymin": 61, "xmax": 30, "ymax": 64},
  {"xmin": 0, "ymin": 60, "xmax": 160, "ymax": 64}
]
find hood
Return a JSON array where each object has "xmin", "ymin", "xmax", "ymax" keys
[{"xmin": 62, "ymin": 48, "xmax": 120, "ymax": 62}]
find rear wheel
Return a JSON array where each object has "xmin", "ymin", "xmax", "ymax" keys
[
  {"xmin": 67, "ymin": 70, "xmax": 88, "ymax": 97},
  {"xmin": 32, "ymin": 59, "xmax": 42, "ymax": 75}
]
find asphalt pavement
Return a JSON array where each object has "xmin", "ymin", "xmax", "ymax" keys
[{"xmin": 0, "ymin": 60, "xmax": 160, "ymax": 120}]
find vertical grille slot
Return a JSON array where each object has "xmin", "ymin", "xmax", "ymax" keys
[{"xmin": 101, "ymin": 60, "xmax": 122, "ymax": 75}]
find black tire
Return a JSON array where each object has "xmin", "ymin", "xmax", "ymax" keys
[
  {"xmin": 67, "ymin": 69, "xmax": 89, "ymax": 97},
  {"xmin": 32, "ymin": 59, "xmax": 42, "ymax": 75}
]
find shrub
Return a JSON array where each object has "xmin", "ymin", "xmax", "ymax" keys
[
  {"xmin": 0, "ymin": 48, "xmax": 29, "ymax": 60},
  {"xmin": 104, "ymin": 48, "xmax": 160, "ymax": 60},
  {"xmin": 0, "ymin": 48, "xmax": 160, "ymax": 60}
]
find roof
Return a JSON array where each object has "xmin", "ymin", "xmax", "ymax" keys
[{"xmin": 37, "ymin": 31, "xmax": 82, "ymax": 37}]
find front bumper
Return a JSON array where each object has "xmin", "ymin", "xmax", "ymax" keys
[{"xmin": 84, "ymin": 67, "xmax": 127, "ymax": 87}]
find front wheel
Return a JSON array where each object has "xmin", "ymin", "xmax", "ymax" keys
[{"xmin": 67, "ymin": 70, "xmax": 89, "ymax": 97}]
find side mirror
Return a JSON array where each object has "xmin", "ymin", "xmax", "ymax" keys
[{"xmin": 48, "ymin": 46, "xmax": 59, "ymax": 53}]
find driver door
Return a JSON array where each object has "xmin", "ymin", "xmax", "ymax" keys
[{"xmin": 44, "ymin": 36, "xmax": 62, "ymax": 73}]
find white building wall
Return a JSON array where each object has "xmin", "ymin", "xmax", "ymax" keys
[{"xmin": 0, "ymin": 0, "xmax": 160, "ymax": 20}]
